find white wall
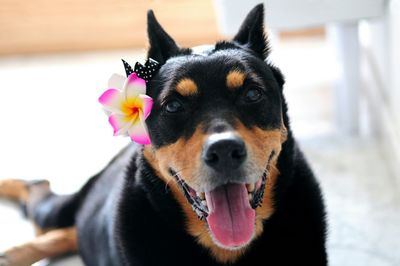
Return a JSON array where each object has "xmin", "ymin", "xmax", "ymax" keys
[{"xmin": 388, "ymin": 0, "xmax": 400, "ymax": 126}]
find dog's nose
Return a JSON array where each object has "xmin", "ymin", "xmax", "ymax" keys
[{"xmin": 202, "ymin": 133, "xmax": 247, "ymax": 172}]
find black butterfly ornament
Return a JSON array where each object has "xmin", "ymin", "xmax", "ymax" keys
[{"xmin": 121, "ymin": 58, "xmax": 160, "ymax": 82}]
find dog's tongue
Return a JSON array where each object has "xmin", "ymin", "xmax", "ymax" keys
[{"xmin": 205, "ymin": 183, "xmax": 255, "ymax": 248}]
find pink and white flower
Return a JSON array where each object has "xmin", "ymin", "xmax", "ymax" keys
[{"xmin": 99, "ymin": 73, "xmax": 153, "ymax": 145}]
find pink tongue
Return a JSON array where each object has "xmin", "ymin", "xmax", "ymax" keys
[{"xmin": 205, "ymin": 183, "xmax": 255, "ymax": 248}]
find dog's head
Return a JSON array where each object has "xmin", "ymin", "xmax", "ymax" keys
[{"xmin": 143, "ymin": 4, "xmax": 288, "ymax": 262}]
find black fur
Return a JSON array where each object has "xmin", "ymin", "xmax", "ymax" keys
[{"xmin": 30, "ymin": 4, "xmax": 327, "ymax": 266}]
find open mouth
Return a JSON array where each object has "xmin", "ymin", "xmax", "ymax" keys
[{"xmin": 169, "ymin": 152, "xmax": 274, "ymax": 249}]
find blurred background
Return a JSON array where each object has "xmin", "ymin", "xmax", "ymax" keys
[{"xmin": 0, "ymin": 0, "xmax": 399, "ymax": 265}]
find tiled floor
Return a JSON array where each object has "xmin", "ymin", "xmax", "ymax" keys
[
  {"xmin": 303, "ymin": 136, "xmax": 400, "ymax": 266},
  {"xmin": 0, "ymin": 37, "xmax": 399, "ymax": 265}
]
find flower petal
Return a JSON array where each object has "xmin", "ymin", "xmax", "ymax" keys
[
  {"xmin": 108, "ymin": 73, "xmax": 126, "ymax": 90},
  {"xmin": 125, "ymin": 73, "xmax": 146, "ymax": 99},
  {"xmin": 99, "ymin": 89, "xmax": 124, "ymax": 114},
  {"xmin": 128, "ymin": 113, "xmax": 151, "ymax": 145},
  {"xmin": 108, "ymin": 114, "xmax": 131, "ymax": 136},
  {"xmin": 139, "ymin": 94, "xmax": 153, "ymax": 119}
]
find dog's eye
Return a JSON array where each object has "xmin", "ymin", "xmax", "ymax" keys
[
  {"xmin": 244, "ymin": 87, "xmax": 263, "ymax": 102},
  {"xmin": 164, "ymin": 100, "xmax": 184, "ymax": 113}
]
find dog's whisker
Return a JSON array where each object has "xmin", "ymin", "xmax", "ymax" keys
[{"xmin": 162, "ymin": 167, "xmax": 192, "ymax": 193}]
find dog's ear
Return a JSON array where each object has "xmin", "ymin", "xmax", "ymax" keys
[
  {"xmin": 233, "ymin": 4, "xmax": 269, "ymax": 59},
  {"xmin": 147, "ymin": 10, "xmax": 179, "ymax": 64},
  {"xmin": 269, "ymin": 64, "xmax": 285, "ymax": 89}
]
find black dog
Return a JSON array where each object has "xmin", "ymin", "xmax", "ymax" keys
[{"xmin": 0, "ymin": 4, "xmax": 327, "ymax": 266}]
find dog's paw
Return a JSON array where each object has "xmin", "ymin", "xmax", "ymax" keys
[{"xmin": 0, "ymin": 253, "xmax": 9, "ymax": 266}]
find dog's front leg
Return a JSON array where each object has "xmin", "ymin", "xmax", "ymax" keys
[{"xmin": 0, "ymin": 227, "xmax": 77, "ymax": 266}]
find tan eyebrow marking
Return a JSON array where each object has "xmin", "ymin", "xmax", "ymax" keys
[
  {"xmin": 226, "ymin": 70, "xmax": 246, "ymax": 89},
  {"xmin": 176, "ymin": 78, "xmax": 198, "ymax": 96}
]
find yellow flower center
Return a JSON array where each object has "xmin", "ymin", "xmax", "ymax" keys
[{"xmin": 121, "ymin": 97, "xmax": 143, "ymax": 122}]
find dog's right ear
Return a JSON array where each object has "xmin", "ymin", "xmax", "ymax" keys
[{"xmin": 147, "ymin": 10, "xmax": 179, "ymax": 64}]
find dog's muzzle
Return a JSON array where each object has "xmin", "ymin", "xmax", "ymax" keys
[{"xmin": 170, "ymin": 132, "xmax": 274, "ymax": 249}]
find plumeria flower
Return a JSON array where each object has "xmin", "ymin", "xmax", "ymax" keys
[{"xmin": 99, "ymin": 73, "xmax": 153, "ymax": 145}]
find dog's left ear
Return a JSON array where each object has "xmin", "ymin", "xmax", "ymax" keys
[
  {"xmin": 233, "ymin": 4, "xmax": 269, "ymax": 59},
  {"xmin": 147, "ymin": 10, "xmax": 180, "ymax": 64}
]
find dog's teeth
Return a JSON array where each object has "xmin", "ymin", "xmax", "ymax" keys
[
  {"xmin": 246, "ymin": 183, "xmax": 255, "ymax": 193},
  {"xmin": 197, "ymin": 192, "xmax": 205, "ymax": 200},
  {"xmin": 201, "ymin": 200, "xmax": 207, "ymax": 207}
]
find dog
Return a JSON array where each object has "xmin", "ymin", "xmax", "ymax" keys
[{"xmin": 0, "ymin": 4, "xmax": 327, "ymax": 266}]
